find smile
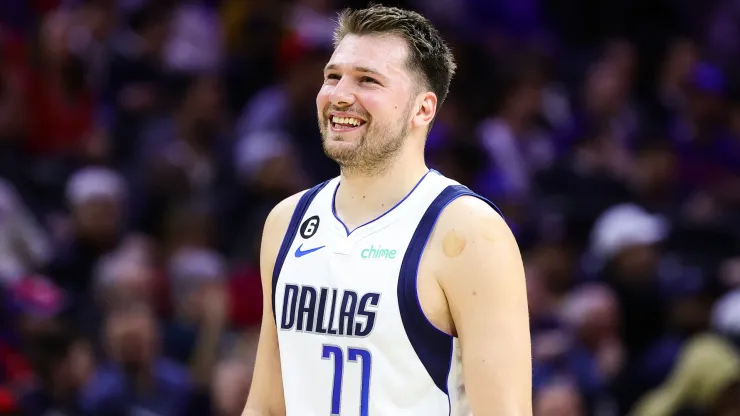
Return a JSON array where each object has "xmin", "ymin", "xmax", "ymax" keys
[{"xmin": 330, "ymin": 115, "xmax": 367, "ymax": 132}]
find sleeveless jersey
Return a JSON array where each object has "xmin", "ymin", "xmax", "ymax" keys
[{"xmin": 272, "ymin": 170, "xmax": 502, "ymax": 416}]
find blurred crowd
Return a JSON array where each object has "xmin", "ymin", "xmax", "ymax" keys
[{"xmin": 0, "ymin": 0, "xmax": 740, "ymax": 415}]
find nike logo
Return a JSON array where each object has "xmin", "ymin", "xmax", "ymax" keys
[{"xmin": 294, "ymin": 244, "xmax": 325, "ymax": 258}]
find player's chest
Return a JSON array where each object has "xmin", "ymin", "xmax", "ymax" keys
[
  {"xmin": 284, "ymin": 223, "xmax": 410, "ymax": 287},
  {"xmin": 277, "ymin": 227, "xmax": 412, "ymax": 338}
]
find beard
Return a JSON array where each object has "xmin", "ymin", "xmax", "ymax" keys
[{"xmin": 319, "ymin": 103, "xmax": 411, "ymax": 176}]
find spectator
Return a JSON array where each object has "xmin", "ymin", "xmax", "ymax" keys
[
  {"xmin": 560, "ymin": 284, "xmax": 623, "ymax": 404},
  {"xmin": 17, "ymin": 327, "xmax": 94, "ymax": 416},
  {"xmin": 632, "ymin": 333, "xmax": 740, "ymax": 416},
  {"xmin": 164, "ymin": 247, "xmax": 229, "ymax": 387},
  {"xmin": 83, "ymin": 302, "xmax": 192, "ymax": 415},
  {"xmin": 46, "ymin": 166, "xmax": 126, "ymax": 298},
  {"xmin": 6, "ymin": 276, "xmax": 94, "ymax": 416},
  {"xmin": 210, "ymin": 358, "xmax": 253, "ymax": 416},
  {"xmin": 476, "ymin": 55, "xmax": 551, "ymax": 203},
  {"xmin": 22, "ymin": 10, "xmax": 96, "ymax": 158},
  {"xmin": 534, "ymin": 381, "xmax": 585, "ymax": 416},
  {"xmin": 105, "ymin": 0, "xmax": 172, "ymax": 167}
]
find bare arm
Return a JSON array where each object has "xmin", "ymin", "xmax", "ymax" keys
[
  {"xmin": 242, "ymin": 192, "xmax": 306, "ymax": 416},
  {"xmin": 437, "ymin": 197, "xmax": 532, "ymax": 415}
]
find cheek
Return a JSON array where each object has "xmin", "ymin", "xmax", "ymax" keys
[
  {"xmin": 359, "ymin": 94, "xmax": 393, "ymax": 123},
  {"xmin": 316, "ymin": 87, "xmax": 332, "ymax": 111}
]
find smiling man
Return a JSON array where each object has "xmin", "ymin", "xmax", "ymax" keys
[{"xmin": 243, "ymin": 5, "xmax": 531, "ymax": 416}]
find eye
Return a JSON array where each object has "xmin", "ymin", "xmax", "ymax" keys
[
  {"xmin": 325, "ymin": 73, "xmax": 341, "ymax": 81},
  {"xmin": 359, "ymin": 76, "xmax": 379, "ymax": 84}
]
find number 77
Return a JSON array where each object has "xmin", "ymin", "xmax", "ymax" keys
[{"xmin": 321, "ymin": 345, "xmax": 372, "ymax": 416}]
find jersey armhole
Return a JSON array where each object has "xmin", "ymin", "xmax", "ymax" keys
[
  {"xmin": 271, "ymin": 180, "xmax": 331, "ymax": 321},
  {"xmin": 396, "ymin": 185, "xmax": 503, "ymax": 395}
]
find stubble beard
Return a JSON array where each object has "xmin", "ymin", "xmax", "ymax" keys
[{"xmin": 319, "ymin": 107, "xmax": 411, "ymax": 177}]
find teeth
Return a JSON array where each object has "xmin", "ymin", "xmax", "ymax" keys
[{"xmin": 331, "ymin": 116, "xmax": 362, "ymax": 126}]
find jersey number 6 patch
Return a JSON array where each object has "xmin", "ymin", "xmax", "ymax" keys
[{"xmin": 300, "ymin": 215, "xmax": 320, "ymax": 239}]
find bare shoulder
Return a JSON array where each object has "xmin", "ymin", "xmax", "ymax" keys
[
  {"xmin": 430, "ymin": 195, "xmax": 514, "ymax": 260},
  {"xmin": 263, "ymin": 190, "xmax": 309, "ymax": 236},
  {"xmin": 425, "ymin": 195, "xmax": 523, "ymax": 287},
  {"xmin": 437, "ymin": 195, "xmax": 508, "ymax": 233},
  {"xmin": 260, "ymin": 190, "xmax": 309, "ymax": 282}
]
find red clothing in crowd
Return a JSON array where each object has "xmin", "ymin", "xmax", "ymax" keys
[
  {"xmin": 228, "ymin": 265, "xmax": 263, "ymax": 328},
  {"xmin": 22, "ymin": 69, "xmax": 95, "ymax": 156},
  {"xmin": 0, "ymin": 342, "xmax": 32, "ymax": 383},
  {"xmin": 0, "ymin": 341, "xmax": 33, "ymax": 412},
  {"xmin": 2, "ymin": 18, "xmax": 95, "ymax": 156}
]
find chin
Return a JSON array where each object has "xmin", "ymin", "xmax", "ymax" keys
[
  {"xmin": 323, "ymin": 140, "xmax": 361, "ymax": 163},
  {"xmin": 327, "ymin": 133, "xmax": 361, "ymax": 145},
  {"xmin": 324, "ymin": 139, "xmax": 356, "ymax": 154},
  {"xmin": 322, "ymin": 128, "xmax": 361, "ymax": 148}
]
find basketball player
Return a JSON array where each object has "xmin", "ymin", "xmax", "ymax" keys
[{"xmin": 243, "ymin": 5, "xmax": 531, "ymax": 416}]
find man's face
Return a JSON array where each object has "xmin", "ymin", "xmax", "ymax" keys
[
  {"xmin": 316, "ymin": 34, "xmax": 424, "ymax": 174},
  {"xmin": 183, "ymin": 75, "xmax": 223, "ymax": 133},
  {"xmin": 105, "ymin": 305, "xmax": 156, "ymax": 369},
  {"xmin": 74, "ymin": 197, "xmax": 122, "ymax": 243}
]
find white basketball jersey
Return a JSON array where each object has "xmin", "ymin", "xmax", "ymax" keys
[{"xmin": 272, "ymin": 170, "xmax": 500, "ymax": 416}]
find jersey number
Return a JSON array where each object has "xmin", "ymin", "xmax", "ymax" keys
[{"xmin": 321, "ymin": 345, "xmax": 372, "ymax": 416}]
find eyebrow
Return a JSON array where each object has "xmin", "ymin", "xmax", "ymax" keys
[{"xmin": 324, "ymin": 64, "xmax": 384, "ymax": 77}]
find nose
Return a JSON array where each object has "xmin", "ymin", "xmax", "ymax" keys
[{"xmin": 328, "ymin": 78, "xmax": 356, "ymax": 107}]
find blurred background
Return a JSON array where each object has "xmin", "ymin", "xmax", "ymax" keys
[{"xmin": 0, "ymin": 0, "xmax": 740, "ymax": 415}]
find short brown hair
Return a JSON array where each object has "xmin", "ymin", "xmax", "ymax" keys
[{"xmin": 334, "ymin": 5, "xmax": 457, "ymax": 111}]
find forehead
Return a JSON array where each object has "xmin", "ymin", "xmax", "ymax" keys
[{"xmin": 328, "ymin": 33, "xmax": 412, "ymax": 81}]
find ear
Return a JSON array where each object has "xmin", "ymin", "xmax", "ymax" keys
[{"xmin": 410, "ymin": 91, "xmax": 437, "ymax": 130}]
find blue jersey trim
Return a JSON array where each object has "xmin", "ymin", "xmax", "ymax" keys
[
  {"xmin": 271, "ymin": 180, "xmax": 331, "ymax": 321},
  {"xmin": 397, "ymin": 184, "xmax": 503, "ymax": 399},
  {"xmin": 331, "ymin": 169, "xmax": 435, "ymax": 236}
]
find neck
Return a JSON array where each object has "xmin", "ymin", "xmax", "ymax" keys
[{"xmin": 335, "ymin": 148, "xmax": 428, "ymax": 231}]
